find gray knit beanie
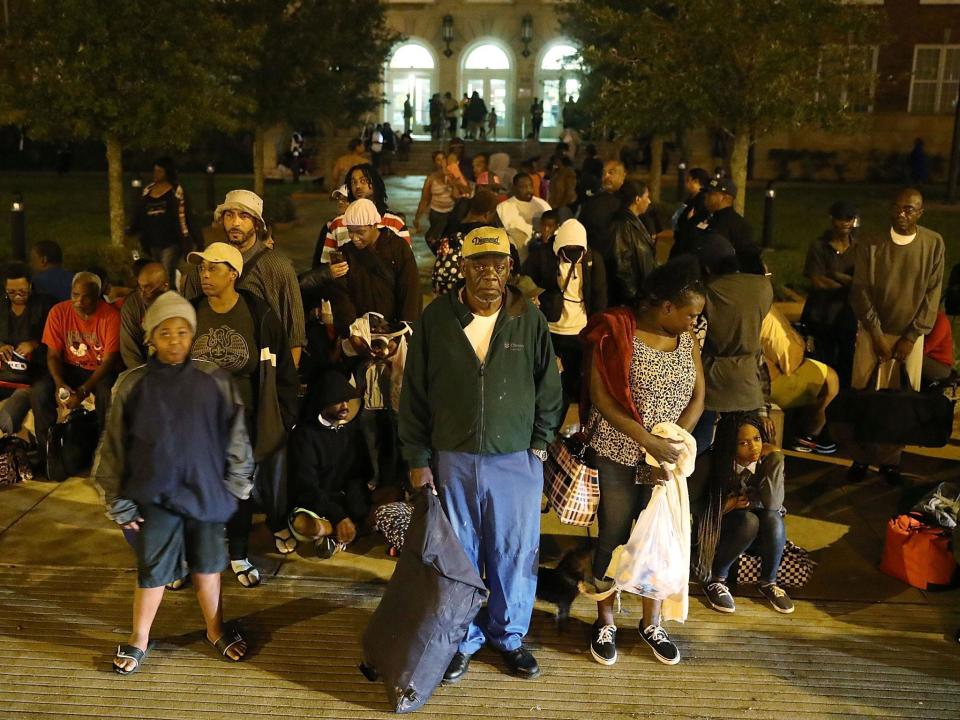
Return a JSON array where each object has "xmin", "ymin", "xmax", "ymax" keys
[{"xmin": 143, "ymin": 291, "xmax": 197, "ymax": 340}]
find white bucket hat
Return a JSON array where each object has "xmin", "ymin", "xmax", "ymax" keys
[{"xmin": 213, "ymin": 189, "xmax": 265, "ymax": 226}]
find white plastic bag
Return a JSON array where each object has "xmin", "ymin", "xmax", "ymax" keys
[{"xmin": 605, "ymin": 485, "xmax": 686, "ymax": 600}]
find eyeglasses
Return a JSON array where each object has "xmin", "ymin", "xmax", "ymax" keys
[
  {"xmin": 5, "ymin": 289, "xmax": 29, "ymax": 297},
  {"xmin": 892, "ymin": 204, "xmax": 921, "ymax": 217}
]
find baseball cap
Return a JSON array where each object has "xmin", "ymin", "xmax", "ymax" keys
[
  {"xmin": 462, "ymin": 226, "xmax": 511, "ymax": 258},
  {"xmin": 187, "ymin": 241, "xmax": 244, "ymax": 275},
  {"xmin": 706, "ymin": 176, "xmax": 737, "ymax": 198},
  {"xmin": 695, "ymin": 232, "xmax": 736, "ymax": 270}
]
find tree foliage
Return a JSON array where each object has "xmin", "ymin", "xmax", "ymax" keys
[
  {"xmin": 231, "ymin": 0, "xmax": 401, "ymax": 131},
  {"xmin": 562, "ymin": 0, "xmax": 885, "ymax": 210},
  {"xmin": 0, "ymin": 0, "xmax": 251, "ymax": 150}
]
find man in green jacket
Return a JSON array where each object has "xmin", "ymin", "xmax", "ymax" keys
[{"xmin": 399, "ymin": 226, "xmax": 563, "ymax": 684}]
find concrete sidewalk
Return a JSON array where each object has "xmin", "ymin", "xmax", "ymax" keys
[{"xmin": 1, "ymin": 450, "xmax": 959, "ymax": 719}]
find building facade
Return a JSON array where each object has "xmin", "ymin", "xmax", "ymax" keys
[{"xmin": 381, "ymin": 0, "xmax": 578, "ymax": 139}]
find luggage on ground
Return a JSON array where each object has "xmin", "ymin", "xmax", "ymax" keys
[
  {"xmin": 879, "ymin": 512, "xmax": 957, "ymax": 589},
  {"xmin": 47, "ymin": 409, "xmax": 98, "ymax": 482}
]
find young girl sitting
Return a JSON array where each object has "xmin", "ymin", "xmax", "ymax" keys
[{"xmin": 698, "ymin": 413, "xmax": 794, "ymax": 614}]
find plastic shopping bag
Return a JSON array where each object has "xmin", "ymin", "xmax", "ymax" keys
[{"xmin": 605, "ymin": 485, "xmax": 686, "ymax": 600}]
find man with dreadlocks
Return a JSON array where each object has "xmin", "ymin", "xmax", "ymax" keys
[
  {"xmin": 693, "ymin": 412, "xmax": 794, "ymax": 616},
  {"xmin": 313, "ymin": 163, "xmax": 410, "ymax": 267}
]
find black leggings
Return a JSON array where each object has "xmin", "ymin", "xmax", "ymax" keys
[{"xmin": 592, "ymin": 454, "xmax": 652, "ymax": 579}]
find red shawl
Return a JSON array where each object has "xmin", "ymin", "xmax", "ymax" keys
[{"xmin": 579, "ymin": 307, "xmax": 643, "ymax": 424}]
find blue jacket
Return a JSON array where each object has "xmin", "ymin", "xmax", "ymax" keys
[{"xmin": 92, "ymin": 358, "xmax": 254, "ymax": 524}]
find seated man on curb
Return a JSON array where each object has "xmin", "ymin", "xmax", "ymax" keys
[
  {"xmin": 760, "ymin": 304, "xmax": 839, "ymax": 454},
  {"xmin": 119, "ymin": 262, "xmax": 169, "ymax": 369},
  {"xmin": 287, "ymin": 370, "xmax": 370, "ymax": 559},
  {"xmin": 31, "ymin": 271, "xmax": 120, "ymax": 463},
  {"xmin": 0, "ymin": 263, "xmax": 54, "ymax": 438}
]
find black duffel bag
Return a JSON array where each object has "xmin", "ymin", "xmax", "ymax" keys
[
  {"xmin": 360, "ymin": 488, "xmax": 487, "ymax": 713},
  {"xmin": 828, "ymin": 362, "xmax": 954, "ymax": 447},
  {"xmin": 47, "ymin": 408, "xmax": 99, "ymax": 482}
]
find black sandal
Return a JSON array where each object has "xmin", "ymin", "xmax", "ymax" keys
[
  {"xmin": 114, "ymin": 643, "xmax": 148, "ymax": 675},
  {"xmin": 207, "ymin": 625, "xmax": 247, "ymax": 662}
]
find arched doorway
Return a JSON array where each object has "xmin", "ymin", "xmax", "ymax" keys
[
  {"xmin": 384, "ymin": 41, "xmax": 437, "ymax": 133},
  {"xmin": 537, "ymin": 42, "xmax": 582, "ymax": 130},
  {"xmin": 461, "ymin": 41, "xmax": 514, "ymax": 135}
]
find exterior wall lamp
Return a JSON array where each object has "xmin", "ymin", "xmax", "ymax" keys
[
  {"xmin": 442, "ymin": 15, "xmax": 454, "ymax": 58},
  {"xmin": 521, "ymin": 15, "xmax": 533, "ymax": 58}
]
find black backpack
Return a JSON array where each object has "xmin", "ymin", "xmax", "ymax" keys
[{"xmin": 46, "ymin": 409, "xmax": 98, "ymax": 482}]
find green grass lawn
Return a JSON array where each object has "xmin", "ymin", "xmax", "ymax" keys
[
  {"xmin": 1, "ymin": 172, "xmax": 958, "ymax": 294},
  {"xmin": 0, "ymin": 171, "xmax": 306, "ymax": 280}
]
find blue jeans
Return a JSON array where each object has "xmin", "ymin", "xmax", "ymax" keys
[
  {"xmin": 592, "ymin": 454, "xmax": 653, "ymax": 580},
  {"xmin": 711, "ymin": 508, "xmax": 786, "ymax": 585},
  {"xmin": 436, "ymin": 449, "xmax": 543, "ymax": 654}
]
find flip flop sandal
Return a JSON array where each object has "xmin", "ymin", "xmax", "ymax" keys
[
  {"xmin": 273, "ymin": 529, "xmax": 298, "ymax": 555},
  {"xmin": 114, "ymin": 643, "xmax": 150, "ymax": 675},
  {"xmin": 165, "ymin": 576, "xmax": 190, "ymax": 591},
  {"xmin": 207, "ymin": 625, "xmax": 247, "ymax": 662},
  {"xmin": 233, "ymin": 564, "xmax": 261, "ymax": 588},
  {"xmin": 288, "ymin": 508, "xmax": 327, "ymax": 543}
]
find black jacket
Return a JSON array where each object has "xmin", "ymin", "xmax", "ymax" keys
[
  {"xmin": 671, "ymin": 191, "xmax": 710, "ymax": 259},
  {"xmin": 609, "ymin": 209, "xmax": 657, "ymax": 307},
  {"xmin": 0, "ymin": 293, "xmax": 54, "ymax": 378},
  {"xmin": 191, "ymin": 290, "xmax": 299, "ymax": 461},
  {"xmin": 707, "ymin": 206, "xmax": 758, "ymax": 267},
  {"xmin": 578, "ymin": 191, "xmax": 621, "ymax": 260},
  {"xmin": 288, "ymin": 415, "xmax": 370, "ymax": 525},
  {"xmin": 521, "ymin": 244, "xmax": 607, "ymax": 323}
]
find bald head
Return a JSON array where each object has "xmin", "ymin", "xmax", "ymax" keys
[
  {"xmin": 891, "ymin": 187, "xmax": 924, "ymax": 235},
  {"xmin": 137, "ymin": 262, "xmax": 170, "ymax": 306},
  {"xmin": 602, "ymin": 161, "xmax": 626, "ymax": 192}
]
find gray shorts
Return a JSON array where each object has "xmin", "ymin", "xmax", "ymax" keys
[{"xmin": 133, "ymin": 504, "xmax": 227, "ymax": 588}]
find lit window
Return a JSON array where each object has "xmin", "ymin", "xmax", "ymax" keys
[
  {"xmin": 540, "ymin": 44, "xmax": 581, "ymax": 71},
  {"xmin": 390, "ymin": 44, "xmax": 435, "ymax": 70},
  {"xmin": 909, "ymin": 45, "xmax": 960, "ymax": 114},
  {"xmin": 464, "ymin": 44, "xmax": 511, "ymax": 70}
]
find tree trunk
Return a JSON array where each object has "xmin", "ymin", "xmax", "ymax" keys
[
  {"xmin": 105, "ymin": 134, "xmax": 125, "ymax": 246},
  {"xmin": 649, "ymin": 135, "xmax": 664, "ymax": 202},
  {"xmin": 729, "ymin": 132, "xmax": 750, "ymax": 216},
  {"xmin": 253, "ymin": 125, "xmax": 265, "ymax": 198}
]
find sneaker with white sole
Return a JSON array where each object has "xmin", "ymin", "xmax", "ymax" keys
[
  {"xmin": 703, "ymin": 580, "xmax": 736, "ymax": 613},
  {"xmin": 758, "ymin": 583, "xmax": 795, "ymax": 614},
  {"xmin": 639, "ymin": 624, "xmax": 680, "ymax": 665},
  {"xmin": 590, "ymin": 622, "xmax": 618, "ymax": 666}
]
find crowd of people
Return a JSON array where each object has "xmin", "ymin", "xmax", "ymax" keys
[{"xmin": 1, "ymin": 140, "xmax": 951, "ymax": 680}]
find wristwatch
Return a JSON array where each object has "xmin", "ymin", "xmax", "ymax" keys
[{"xmin": 531, "ymin": 448, "xmax": 548, "ymax": 462}]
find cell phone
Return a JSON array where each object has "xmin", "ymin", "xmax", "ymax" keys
[{"xmin": 329, "ymin": 249, "xmax": 345, "ymax": 265}]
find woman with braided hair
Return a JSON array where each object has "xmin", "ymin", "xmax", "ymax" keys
[{"xmin": 695, "ymin": 412, "xmax": 794, "ymax": 615}]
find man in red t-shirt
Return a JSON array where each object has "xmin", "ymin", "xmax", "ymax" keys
[{"xmin": 30, "ymin": 271, "xmax": 121, "ymax": 456}]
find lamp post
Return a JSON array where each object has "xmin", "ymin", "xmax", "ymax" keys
[
  {"xmin": 676, "ymin": 161, "xmax": 687, "ymax": 203},
  {"xmin": 442, "ymin": 15, "xmax": 454, "ymax": 58},
  {"xmin": 762, "ymin": 182, "xmax": 776, "ymax": 248},
  {"xmin": 10, "ymin": 192, "xmax": 25, "ymax": 261},
  {"xmin": 521, "ymin": 15, "xmax": 533, "ymax": 59},
  {"xmin": 129, "ymin": 177, "xmax": 142, "ymax": 216},
  {"xmin": 206, "ymin": 163, "xmax": 216, "ymax": 212}
]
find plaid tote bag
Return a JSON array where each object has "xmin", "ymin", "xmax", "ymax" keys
[
  {"xmin": 544, "ymin": 423, "xmax": 600, "ymax": 527},
  {"xmin": 736, "ymin": 541, "xmax": 817, "ymax": 588}
]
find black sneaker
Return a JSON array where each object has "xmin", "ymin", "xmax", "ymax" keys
[
  {"xmin": 758, "ymin": 583, "xmax": 795, "ymax": 614},
  {"xmin": 639, "ymin": 624, "xmax": 680, "ymax": 665},
  {"xmin": 846, "ymin": 461, "xmax": 869, "ymax": 483},
  {"xmin": 812, "ymin": 431, "xmax": 837, "ymax": 454},
  {"xmin": 589, "ymin": 622, "xmax": 618, "ymax": 666},
  {"xmin": 790, "ymin": 435, "xmax": 816, "ymax": 453},
  {"xmin": 703, "ymin": 580, "xmax": 736, "ymax": 613}
]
